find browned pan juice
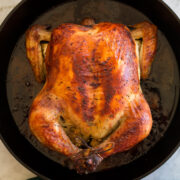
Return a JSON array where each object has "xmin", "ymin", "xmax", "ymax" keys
[{"xmin": 6, "ymin": 0, "xmax": 179, "ymax": 171}]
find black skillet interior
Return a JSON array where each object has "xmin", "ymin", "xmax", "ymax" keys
[{"xmin": 0, "ymin": 0, "xmax": 180, "ymax": 179}]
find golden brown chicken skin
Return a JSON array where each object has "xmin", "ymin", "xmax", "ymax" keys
[{"xmin": 26, "ymin": 18, "xmax": 157, "ymax": 174}]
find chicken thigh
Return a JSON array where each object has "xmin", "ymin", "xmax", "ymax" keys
[{"xmin": 26, "ymin": 18, "xmax": 157, "ymax": 174}]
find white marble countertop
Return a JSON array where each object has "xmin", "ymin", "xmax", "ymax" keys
[{"xmin": 0, "ymin": 0, "xmax": 180, "ymax": 179}]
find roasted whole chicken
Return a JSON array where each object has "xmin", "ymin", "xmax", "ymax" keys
[{"xmin": 26, "ymin": 18, "xmax": 157, "ymax": 174}]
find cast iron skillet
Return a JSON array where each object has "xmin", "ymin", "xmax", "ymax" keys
[{"xmin": 0, "ymin": 0, "xmax": 180, "ymax": 179}]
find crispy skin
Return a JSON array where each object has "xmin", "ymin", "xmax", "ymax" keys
[
  {"xmin": 26, "ymin": 25, "xmax": 51, "ymax": 82},
  {"xmin": 27, "ymin": 22, "xmax": 156, "ymax": 173},
  {"xmin": 131, "ymin": 21, "xmax": 157, "ymax": 79}
]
